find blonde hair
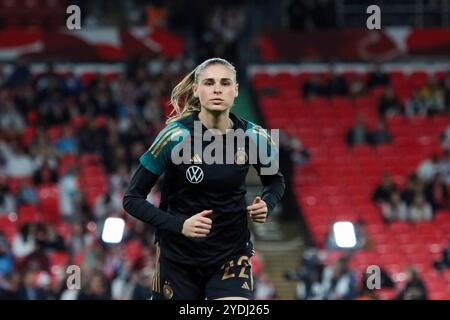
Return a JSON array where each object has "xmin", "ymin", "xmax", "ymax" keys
[{"xmin": 167, "ymin": 58, "xmax": 237, "ymax": 124}]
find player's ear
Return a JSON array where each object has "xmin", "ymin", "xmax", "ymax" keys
[
  {"xmin": 192, "ymin": 84, "xmax": 198, "ymax": 98},
  {"xmin": 235, "ymin": 84, "xmax": 239, "ymax": 98}
]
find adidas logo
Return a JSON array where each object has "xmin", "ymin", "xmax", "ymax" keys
[
  {"xmin": 190, "ymin": 154, "xmax": 202, "ymax": 164},
  {"xmin": 241, "ymin": 282, "xmax": 250, "ymax": 290}
]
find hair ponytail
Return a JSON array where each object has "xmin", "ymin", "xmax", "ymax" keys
[{"xmin": 167, "ymin": 70, "xmax": 201, "ymax": 124}]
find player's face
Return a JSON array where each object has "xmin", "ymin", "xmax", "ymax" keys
[{"xmin": 194, "ymin": 64, "xmax": 238, "ymax": 113}]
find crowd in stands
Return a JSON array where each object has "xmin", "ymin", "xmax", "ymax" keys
[
  {"xmin": 372, "ymin": 134, "xmax": 450, "ymax": 225},
  {"xmin": 301, "ymin": 65, "xmax": 450, "ymax": 118},
  {"xmin": 284, "ymin": 246, "xmax": 432, "ymax": 300},
  {"xmin": 346, "ymin": 116, "xmax": 392, "ymax": 147},
  {"xmin": 0, "ymin": 55, "xmax": 277, "ymax": 299}
]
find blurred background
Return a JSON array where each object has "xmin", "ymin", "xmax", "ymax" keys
[{"xmin": 0, "ymin": 0, "xmax": 449, "ymax": 300}]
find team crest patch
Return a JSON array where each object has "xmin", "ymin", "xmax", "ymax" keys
[
  {"xmin": 163, "ymin": 282, "xmax": 173, "ymax": 299},
  {"xmin": 235, "ymin": 148, "xmax": 248, "ymax": 165}
]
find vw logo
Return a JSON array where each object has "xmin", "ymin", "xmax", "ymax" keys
[{"xmin": 186, "ymin": 165, "xmax": 204, "ymax": 184}]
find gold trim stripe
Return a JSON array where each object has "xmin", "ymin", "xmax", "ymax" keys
[
  {"xmin": 149, "ymin": 125, "xmax": 180, "ymax": 155},
  {"xmin": 249, "ymin": 266, "xmax": 254, "ymax": 291},
  {"xmin": 153, "ymin": 130, "xmax": 182, "ymax": 157},
  {"xmin": 152, "ymin": 246, "xmax": 161, "ymax": 293}
]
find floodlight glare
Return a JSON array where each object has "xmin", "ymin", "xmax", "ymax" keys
[
  {"xmin": 333, "ymin": 221, "xmax": 357, "ymax": 248},
  {"xmin": 101, "ymin": 217, "xmax": 125, "ymax": 244}
]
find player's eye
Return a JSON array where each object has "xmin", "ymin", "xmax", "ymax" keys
[{"xmin": 221, "ymin": 80, "xmax": 231, "ymax": 86}]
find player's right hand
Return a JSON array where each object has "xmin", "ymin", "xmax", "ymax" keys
[{"xmin": 182, "ymin": 210, "xmax": 213, "ymax": 238}]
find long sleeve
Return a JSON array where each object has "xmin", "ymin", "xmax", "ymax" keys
[
  {"xmin": 122, "ymin": 164, "xmax": 185, "ymax": 234},
  {"xmin": 258, "ymin": 170, "xmax": 285, "ymax": 214},
  {"xmin": 246, "ymin": 121, "xmax": 285, "ymax": 214}
]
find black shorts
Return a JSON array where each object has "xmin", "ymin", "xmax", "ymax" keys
[{"xmin": 151, "ymin": 247, "xmax": 254, "ymax": 300}]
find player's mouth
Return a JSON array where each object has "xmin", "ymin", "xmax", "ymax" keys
[{"xmin": 210, "ymin": 98, "xmax": 224, "ymax": 105}]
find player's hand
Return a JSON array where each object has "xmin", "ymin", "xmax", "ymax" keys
[
  {"xmin": 182, "ymin": 210, "xmax": 213, "ymax": 238},
  {"xmin": 247, "ymin": 196, "xmax": 268, "ymax": 223}
]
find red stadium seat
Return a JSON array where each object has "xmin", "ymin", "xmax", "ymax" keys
[
  {"xmin": 18, "ymin": 205, "xmax": 40, "ymax": 224},
  {"xmin": 37, "ymin": 184, "xmax": 60, "ymax": 224}
]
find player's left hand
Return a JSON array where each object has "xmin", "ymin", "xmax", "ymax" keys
[{"xmin": 247, "ymin": 196, "xmax": 268, "ymax": 223}]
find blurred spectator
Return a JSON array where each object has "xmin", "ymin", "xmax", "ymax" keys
[
  {"xmin": 443, "ymin": 72, "xmax": 450, "ymax": 111},
  {"xmin": 346, "ymin": 114, "xmax": 372, "ymax": 147},
  {"xmin": 6, "ymin": 57, "xmax": 31, "ymax": 88},
  {"xmin": 0, "ymin": 142, "xmax": 34, "ymax": 178},
  {"xmin": 354, "ymin": 220, "xmax": 369, "ymax": 250},
  {"xmin": 421, "ymin": 77, "xmax": 446, "ymax": 115},
  {"xmin": 30, "ymin": 134, "xmax": 59, "ymax": 184},
  {"xmin": 131, "ymin": 270, "xmax": 153, "ymax": 300},
  {"xmin": 0, "ymin": 182, "xmax": 16, "ymax": 213},
  {"xmin": 77, "ymin": 117, "xmax": 104, "ymax": 154},
  {"xmin": 12, "ymin": 224, "xmax": 36, "ymax": 260},
  {"xmin": 17, "ymin": 271, "xmax": 47, "ymax": 300},
  {"xmin": 424, "ymin": 173, "xmax": 449, "ymax": 211},
  {"xmin": 440, "ymin": 125, "xmax": 450, "ymax": 149},
  {"xmin": 405, "ymin": 89, "xmax": 429, "ymax": 117},
  {"xmin": 417, "ymin": 154, "xmax": 440, "ymax": 183},
  {"xmin": 366, "ymin": 64, "xmax": 390, "ymax": 88},
  {"xmin": 94, "ymin": 190, "xmax": 123, "ymax": 221},
  {"xmin": 437, "ymin": 150, "xmax": 450, "ymax": 185},
  {"xmin": 78, "ymin": 271, "xmax": 111, "ymax": 300},
  {"xmin": 401, "ymin": 174, "xmax": 422, "ymax": 206},
  {"xmin": 278, "ymin": 130, "xmax": 309, "ymax": 220},
  {"xmin": 67, "ymin": 221, "xmax": 96, "ymax": 256},
  {"xmin": 21, "ymin": 242, "xmax": 50, "ymax": 273},
  {"xmin": 36, "ymin": 223, "xmax": 66, "ymax": 253},
  {"xmin": 56, "ymin": 125, "xmax": 78, "ymax": 154},
  {"xmin": 0, "ymin": 273, "xmax": 21, "ymax": 299},
  {"xmin": 378, "ymin": 87, "xmax": 403, "ymax": 117},
  {"xmin": 324, "ymin": 69, "xmax": 348, "ymax": 97},
  {"xmin": 320, "ymin": 257, "xmax": 356, "ymax": 300},
  {"xmin": 109, "ymin": 164, "xmax": 130, "ymax": 194},
  {"xmin": 16, "ymin": 179, "xmax": 38, "ymax": 206},
  {"xmin": 371, "ymin": 119, "xmax": 392, "ymax": 146},
  {"xmin": 284, "ymin": 247, "xmax": 324, "ymax": 300},
  {"xmin": 302, "ymin": 74, "xmax": 326, "ymax": 99},
  {"xmin": 433, "ymin": 241, "xmax": 450, "ymax": 272},
  {"xmin": 409, "ymin": 193, "xmax": 433, "ymax": 222},
  {"xmin": 381, "ymin": 190, "xmax": 409, "ymax": 223},
  {"xmin": 0, "ymin": 97, "xmax": 26, "ymax": 135},
  {"xmin": 348, "ymin": 74, "xmax": 366, "ymax": 98},
  {"xmin": 372, "ymin": 173, "xmax": 398, "ymax": 204},
  {"xmin": 63, "ymin": 72, "xmax": 83, "ymax": 96},
  {"xmin": 254, "ymin": 273, "xmax": 277, "ymax": 300},
  {"xmin": 33, "ymin": 163, "xmax": 58, "ymax": 185},
  {"xmin": 59, "ymin": 168, "xmax": 80, "ymax": 223},
  {"xmin": 0, "ymin": 232, "xmax": 14, "ymax": 275},
  {"xmin": 396, "ymin": 267, "xmax": 427, "ymax": 300},
  {"xmin": 111, "ymin": 260, "xmax": 136, "ymax": 300}
]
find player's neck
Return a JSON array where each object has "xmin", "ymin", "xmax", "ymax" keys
[{"xmin": 198, "ymin": 110, "xmax": 232, "ymax": 134}]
